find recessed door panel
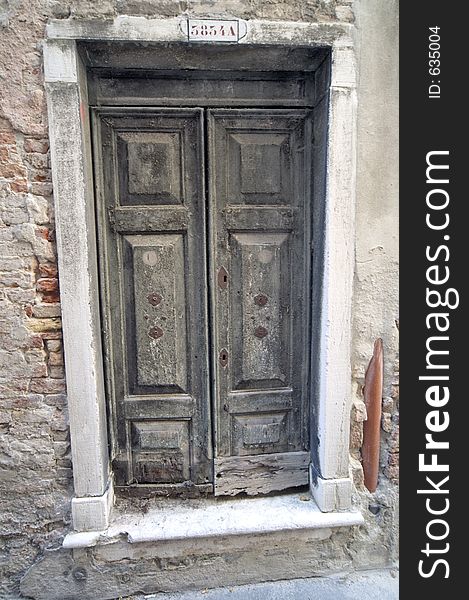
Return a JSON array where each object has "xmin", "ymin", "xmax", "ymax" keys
[
  {"xmin": 230, "ymin": 231, "xmax": 291, "ymax": 390},
  {"xmin": 122, "ymin": 234, "xmax": 188, "ymax": 393},
  {"xmin": 116, "ymin": 130, "xmax": 184, "ymax": 205}
]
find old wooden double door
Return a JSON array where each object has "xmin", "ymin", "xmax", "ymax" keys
[{"xmin": 94, "ymin": 107, "xmax": 312, "ymax": 496}]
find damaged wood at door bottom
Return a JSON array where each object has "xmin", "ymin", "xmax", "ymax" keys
[{"xmin": 214, "ymin": 451, "xmax": 310, "ymax": 496}]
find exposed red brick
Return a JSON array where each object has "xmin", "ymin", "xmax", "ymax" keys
[
  {"xmin": 10, "ymin": 179, "xmax": 28, "ymax": 193},
  {"xmin": 30, "ymin": 334, "xmax": 44, "ymax": 349},
  {"xmin": 29, "ymin": 378, "xmax": 66, "ymax": 394},
  {"xmin": 0, "ymin": 132, "xmax": 16, "ymax": 144},
  {"xmin": 36, "ymin": 278, "xmax": 58, "ymax": 293},
  {"xmin": 33, "ymin": 171, "xmax": 52, "ymax": 182},
  {"xmin": 41, "ymin": 291, "xmax": 60, "ymax": 303},
  {"xmin": 35, "ymin": 227, "xmax": 50, "ymax": 240},
  {"xmin": 40, "ymin": 331, "xmax": 62, "ymax": 341},
  {"xmin": 38, "ymin": 263, "xmax": 58, "ymax": 278},
  {"xmin": 48, "ymin": 351, "xmax": 64, "ymax": 367},
  {"xmin": 33, "ymin": 172, "xmax": 46, "ymax": 181},
  {"xmin": 34, "ymin": 227, "xmax": 54, "ymax": 242},
  {"xmin": 0, "ymin": 162, "xmax": 27, "ymax": 179}
]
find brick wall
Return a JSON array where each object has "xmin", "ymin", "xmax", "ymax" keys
[{"xmin": 0, "ymin": 110, "xmax": 72, "ymax": 599}]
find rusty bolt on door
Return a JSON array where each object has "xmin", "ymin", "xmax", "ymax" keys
[
  {"xmin": 148, "ymin": 326, "xmax": 164, "ymax": 339},
  {"xmin": 147, "ymin": 292, "xmax": 162, "ymax": 306},
  {"xmin": 254, "ymin": 293, "xmax": 268, "ymax": 306}
]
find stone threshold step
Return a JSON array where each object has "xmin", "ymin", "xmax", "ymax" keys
[{"xmin": 64, "ymin": 492, "xmax": 364, "ymax": 549}]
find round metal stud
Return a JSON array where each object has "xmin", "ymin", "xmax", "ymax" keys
[
  {"xmin": 254, "ymin": 293, "xmax": 268, "ymax": 306},
  {"xmin": 147, "ymin": 292, "xmax": 162, "ymax": 306},
  {"xmin": 148, "ymin": 326, "xmax": 164, "ymax": 339}
]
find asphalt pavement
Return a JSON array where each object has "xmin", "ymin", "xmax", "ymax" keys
[{"xmin": 136, "ymin": 569, "xmax": 399, "ymax": 600}]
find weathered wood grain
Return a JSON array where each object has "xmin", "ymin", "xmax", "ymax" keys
[
  {"xmin": 214, "ymin": 451, "xmax": 310, "ymax": 496},
  {"xmin": 112, "ymin": 207, "xmax": 188, "ymax": 233},
  {"xmin": 79, "ymin": 42, "xmax": 327, "ymax": 72},
  {"xmin": 90, "ymin": 70, "xmax": 314, "ymax": 107}
]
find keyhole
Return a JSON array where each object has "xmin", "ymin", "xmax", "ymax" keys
[
  {"xmin": 218, "ymin": 266, "xmax": 228, "ymax": 289},
  {"xmin": 219, "ymin": 349, "xmax": 228, "ymax": 367}
]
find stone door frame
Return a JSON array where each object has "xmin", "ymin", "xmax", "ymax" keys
[{"xmin": 43, "ymin": 16, "xmax": 357, "ymax": 532}]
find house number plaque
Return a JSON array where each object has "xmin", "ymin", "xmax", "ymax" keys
[{"xmin": 182, "ymin": 19, "xmax": 246, "ymax": 43}]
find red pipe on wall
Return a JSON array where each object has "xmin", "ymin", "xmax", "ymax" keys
[{"xmin": 362, "ymin": 338, "xmax": 383, "ymax": 493}]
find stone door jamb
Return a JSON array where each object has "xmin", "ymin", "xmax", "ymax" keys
[{"xmin": 43, "ymin": 16, "xmax": 357, "ymax": 532}]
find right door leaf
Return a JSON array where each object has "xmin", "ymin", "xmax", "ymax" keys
[{"xmin": 208, "ymin": 109, "xmax": 313, "ymax": 496}]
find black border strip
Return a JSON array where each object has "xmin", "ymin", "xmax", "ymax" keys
[{"xmin": 400, "ymin": 3, "xmax": 465, "ymax": 595}]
